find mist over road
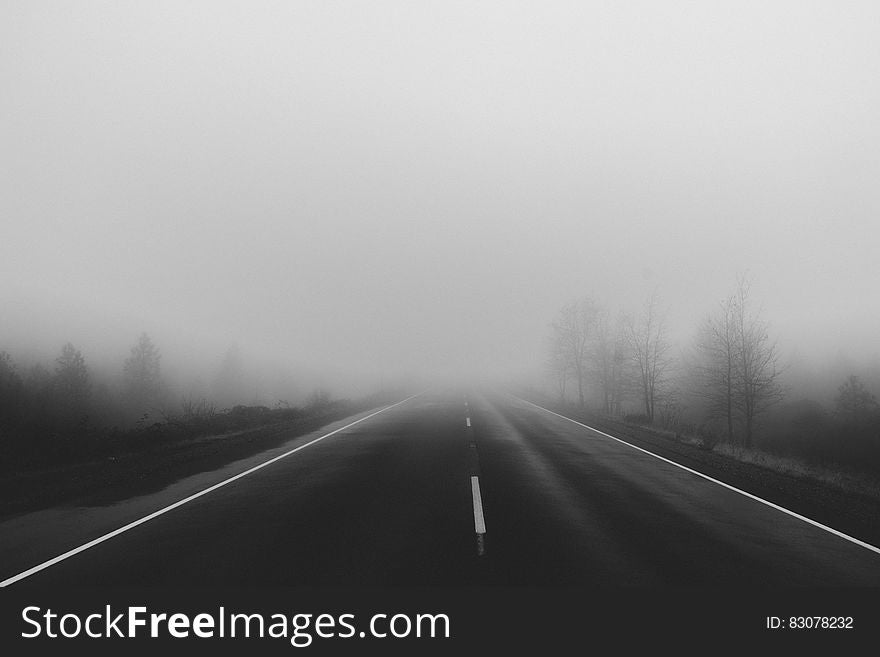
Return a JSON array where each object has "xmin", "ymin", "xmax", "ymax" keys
[{"xmin": 2, "ymin": 390, "xmax": 879, "ymax": 588}]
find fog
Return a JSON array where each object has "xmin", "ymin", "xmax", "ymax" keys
[{"xmin": 2, "ymin": 1, "xmax": 879, "ymax": 406}]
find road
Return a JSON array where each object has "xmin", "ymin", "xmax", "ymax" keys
[{"xmin": 2, "ymin": 389, "xmax": 879, "ymax": 587}]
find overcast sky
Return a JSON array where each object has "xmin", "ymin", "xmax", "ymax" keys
[{"xmin": 2, "ymin": 1, "xmax": 879, "ymax": 389}]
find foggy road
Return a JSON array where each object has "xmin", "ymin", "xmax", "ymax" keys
[{"xmin": 2, "ymin": 391, "xmax": 879, "ymax": 588}]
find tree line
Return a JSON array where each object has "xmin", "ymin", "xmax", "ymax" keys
[
  {"xmin": 0, "ymin": 334, "xmax": 164, "ymax": 438},
  {"xmin": 547, "ymin": 278, "xmax": 880, "ymax": 476},
  {"xmin": 548, "ymin": 277, "xmax": 878, "ymax": 465},
  {"xmin": 0, "ymin": 334, "xmax": 304, "ymax": 469}
]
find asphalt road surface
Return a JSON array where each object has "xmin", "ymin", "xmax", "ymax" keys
[{"xmin": 2, "ymin": 390, "xmax": 880, "ymax": 587}]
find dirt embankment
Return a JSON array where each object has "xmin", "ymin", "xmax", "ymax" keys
[{"xmin": 0, "ymin": 400, "xmax": 382, "ymax": 521}]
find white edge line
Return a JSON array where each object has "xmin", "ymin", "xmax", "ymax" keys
[
  {"xmin": 471, "ymin": 475, "xmax": 486, "ymax": 534},
  {"xmin": 0, "ymin": 393, "xmax": 423, "ymax": 588},
  {"xmin": 466, "ymin": 417, "xmax": 471, "ymax": 428},
  {"xmin": 513, "ymin": 396, "xmax": 880, "ymax": 557}
]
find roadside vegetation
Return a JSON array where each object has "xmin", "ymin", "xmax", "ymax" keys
[
  {"xmin": 0, "ymin": 335, "xmax": 374, "ymax": 474},
  {"xmin": 546, "ymin": 276, "xmax": 880, "ymax": 487}
]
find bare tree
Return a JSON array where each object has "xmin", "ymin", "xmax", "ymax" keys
[
  {"xmin": 731, "ymin": 278, "xmax": 784, "ymax": 449},
  {"xmin": 626, "ymin": 293, "xmax": 672, "ymax": 423},
  {"xmin": 591, "ymin": 307, "xmax": 634, "ymax": 415},
  {"xmin": 546, "ymin": 333, "xmax": 572, "ymax": 404},
  {"xmin": 592, "ymin": 307, "xmax": 614, "ymax": 414},
  {"xmin": 695, "ymin": 294, "xmax": 738, "ymax": 443},
  {"xmin": 696, "ymin": 278, "xmax": 784, "ymax": 448},
  {"xmin": 611, "ymin": 312, "xmax": 638, "ymax": 416},
  {"xmin": 550, "ymin": 299, "xmax": 598, "ymax": 408}
]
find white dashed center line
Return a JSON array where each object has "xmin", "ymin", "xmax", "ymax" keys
[{"xmin": 471, "ymin": 476, "xmax": 487, "ymax": 536}]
